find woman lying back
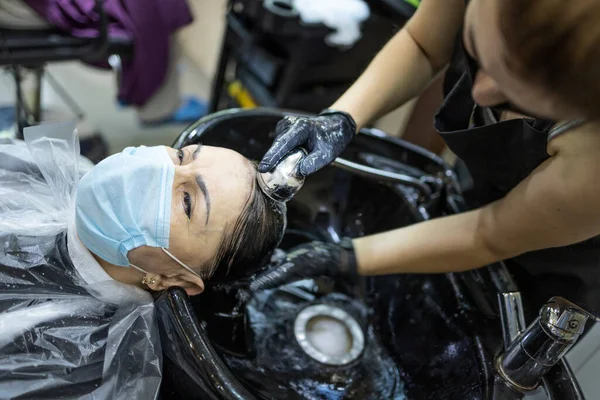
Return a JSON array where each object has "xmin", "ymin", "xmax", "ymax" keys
[{"xmin": 75, "ymin": 143, "xmax": 287, "ymax": 295}]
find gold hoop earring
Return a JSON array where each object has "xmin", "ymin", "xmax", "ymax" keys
[{"xmin": 142, "ymin": 275, "xmax": 156, "ymax": 286}]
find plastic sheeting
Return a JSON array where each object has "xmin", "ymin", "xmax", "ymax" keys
[{"xmin": 0, "ymin": 123, "xmax": 162, "ymax": 399}]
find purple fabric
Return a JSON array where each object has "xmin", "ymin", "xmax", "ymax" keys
[{"xmin": 23, "ymin": 0, "xmax": 193, "ymax": 106}]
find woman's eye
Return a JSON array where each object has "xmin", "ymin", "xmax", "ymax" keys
[
  {"xmin": 183, "ymin": 192, "xmax": 192, "ymax": 219},
  {"xmin": 177, "ymin": 149, "xmax": 184, "ymax": 165}
]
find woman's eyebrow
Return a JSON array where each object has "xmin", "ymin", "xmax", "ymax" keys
[
  {"xmin": 192, "ymin": 144, "xmax": 202, "ymax": 160},
  {"xmin": 196, "ymin": 174, "xmax": 211, "ymax": 225}
]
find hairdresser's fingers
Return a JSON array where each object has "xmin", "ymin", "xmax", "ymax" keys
[
  {"xmin": 274, "ymin": 116, "xmax": 295, "ymax": 134},
  {"xmin": 258, "ymin": 132, "xmax": 303, "ymax": 173},
  {"xmin": 249, "ymin": 261, "xmax": 302, "ymax": 291},
  {"xmin": 258, "ymin": 123, "xmax": 309, "ymax": 172},
  {"xmin": 297, "ymin": 149, "xmax": 334, "ymax": 176}
]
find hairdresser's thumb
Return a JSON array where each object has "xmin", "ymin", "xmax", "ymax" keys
[
  {"xmin": 258, "ymin": 130, "xmax": 305, "ymax": 173},
  {"xmin": 257, "ymin": 158, "xmax": 276, "ymax": 173},
  {"xmin": 259, "ymin": 143, "xmax": 291, "ymax": 173}
]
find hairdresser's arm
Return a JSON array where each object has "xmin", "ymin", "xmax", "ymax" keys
[
  {"xmin": 259, "ymin": 1, "xmax": 465, "ymax": 175},
  {"xmin": 331, "ymin": 0, "xmax": 465, "ymax": 129},
  {"xmin": 353, "ymin": 123, "xmax": 600, "ymax": 275}
]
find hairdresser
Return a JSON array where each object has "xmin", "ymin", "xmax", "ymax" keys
[{"xmin": 254, "ymin": 0, "xmax": 600, "ymax": 317}]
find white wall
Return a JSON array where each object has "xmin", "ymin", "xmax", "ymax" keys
[{"xmin": 178, "ymin": 0, "xmax": 228, "ymax": 80}]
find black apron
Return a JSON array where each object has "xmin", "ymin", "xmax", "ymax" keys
[{"xmin": 433, "ymin": 34, "xmax": 600, "ymax": 318}]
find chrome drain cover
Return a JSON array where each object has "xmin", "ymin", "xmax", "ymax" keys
[{"xmin": 294, "ymin": 304, "xmax": 365, "ymax": 366}]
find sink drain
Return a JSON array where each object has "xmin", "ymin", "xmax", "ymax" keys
[{"xmin": 294, "ymin": 304, "xmax": 365, "ymax": 366}]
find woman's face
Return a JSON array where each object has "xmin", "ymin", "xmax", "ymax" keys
[
  {"xmin": 128, "ymin": 144, "xmax": 256, "ymax": 293},
  {"xmin": 464, "ymin": 0, "xmax": 576, "ymax": 120},
  {"xmin": 166, "ymin": 144, "xmax": 256, "ymax": 268}
]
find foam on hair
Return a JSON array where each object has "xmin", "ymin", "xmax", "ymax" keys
[{"xmin": 205, "ymin": 162, "xmax": 288, "ymax": 283}]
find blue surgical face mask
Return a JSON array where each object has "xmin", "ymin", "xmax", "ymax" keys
[{"xmin": 76, "ymin": 145, "xmax": 176, "ymax": 267}]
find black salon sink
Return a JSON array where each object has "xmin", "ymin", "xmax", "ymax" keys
[{"xmin": 156, "ymin": 109, "xmax": 506, "ymax": 400}]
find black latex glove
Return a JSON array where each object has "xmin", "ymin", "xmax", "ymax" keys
[
  {"xmin": 249, "ymin": 239, "xmax": 358, "ymax": 291},
  {"xmin": 258, "ymin": 109, "xmax": 357, "ymax": 177}
]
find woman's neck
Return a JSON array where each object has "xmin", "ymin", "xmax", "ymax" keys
[
  {"xmin": 91, "ymin": 253, "xmax": 146, "ymax": 289},
  {"xmin": 71, "ymin": 224, "xmax": 147, "ymax": 289}
]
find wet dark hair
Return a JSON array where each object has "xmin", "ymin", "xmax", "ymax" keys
[{"xmin": 203, "ymin": 162, "xmax": 287, "ymax": 283}]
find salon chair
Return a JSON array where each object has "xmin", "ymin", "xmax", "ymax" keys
[
  {"xmin": 0, "ymin": 0, "xmax": 133, "ymax": 138},
  {"xmin": 156, "ymin": 108, "xmax": 594, "ymax": 400}
]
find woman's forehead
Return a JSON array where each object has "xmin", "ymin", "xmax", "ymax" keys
[{"xmin": 195, "ymin": 146, "xmax": 255, "ymax": 225}]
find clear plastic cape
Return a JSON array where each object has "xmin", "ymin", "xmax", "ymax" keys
[{"xmin": 0, "ymin": 122, "xmax": 162, "ymax": 399}]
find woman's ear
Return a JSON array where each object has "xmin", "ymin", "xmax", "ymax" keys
[
  {"xmin": 128, "ymin": 246, "xmax": 205, "ymax": 295},
  {"xmin": 161, "ymin": 274, "xmax": 205, "ymax": 296}
]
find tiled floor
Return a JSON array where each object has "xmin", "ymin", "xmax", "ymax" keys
[{"xmin": 1, "ymin": 61, "xmax": 599, "ymax": 399}]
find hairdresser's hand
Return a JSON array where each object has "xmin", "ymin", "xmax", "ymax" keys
[
  {"xmin": 249, "ymin": 239, "xmax": 357, "ymax": 291},
  {"xmin": 258, "ymin": 110, "xmax": 357, "ymax": 177}
]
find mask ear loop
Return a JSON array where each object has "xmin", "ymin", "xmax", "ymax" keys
[
  {"xmin": 129, "ymin": 263, "xmax": 156, "ymax": 285},
  {"xmin": 129, "ymin": 263, "xmax": 148, "ymax": 274},
  {"xmin": 161, "ymin": 248, "xmax": 202, "ymax": 279}
]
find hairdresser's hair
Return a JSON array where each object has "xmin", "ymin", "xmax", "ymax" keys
[
  {"xmin": 498, "ymin": 0, "xmax": 600, "ymax": 120},
  {"xmin": 204, "ymin": 162, "xmax": 286, "ymax": 282}
]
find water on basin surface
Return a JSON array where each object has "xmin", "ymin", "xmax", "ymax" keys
[{"xmin": 219, "ymin": 287, "xmax": 406, "ymax": 400}]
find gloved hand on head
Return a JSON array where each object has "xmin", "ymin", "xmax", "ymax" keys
[
  {"xmin": 258, "ymin": 109, "xmax": 357, "ymax": 177},
  {"xmin": 249, "ymin": 238, "xmax": 358, "ymax": 291}
]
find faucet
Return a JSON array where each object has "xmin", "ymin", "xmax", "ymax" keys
[{"xmin": 495, "ymin": 294, "xmax": 599, "ymax": 397}]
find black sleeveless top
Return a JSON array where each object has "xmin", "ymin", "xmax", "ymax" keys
[{"xmin": 433, "ymin": 30, "xmax": 600, "ymax": 316}]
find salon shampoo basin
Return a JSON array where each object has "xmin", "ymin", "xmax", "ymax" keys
[{"xmin": 155, "ymin": 109, "xmax": 540, "ymax": 399}]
